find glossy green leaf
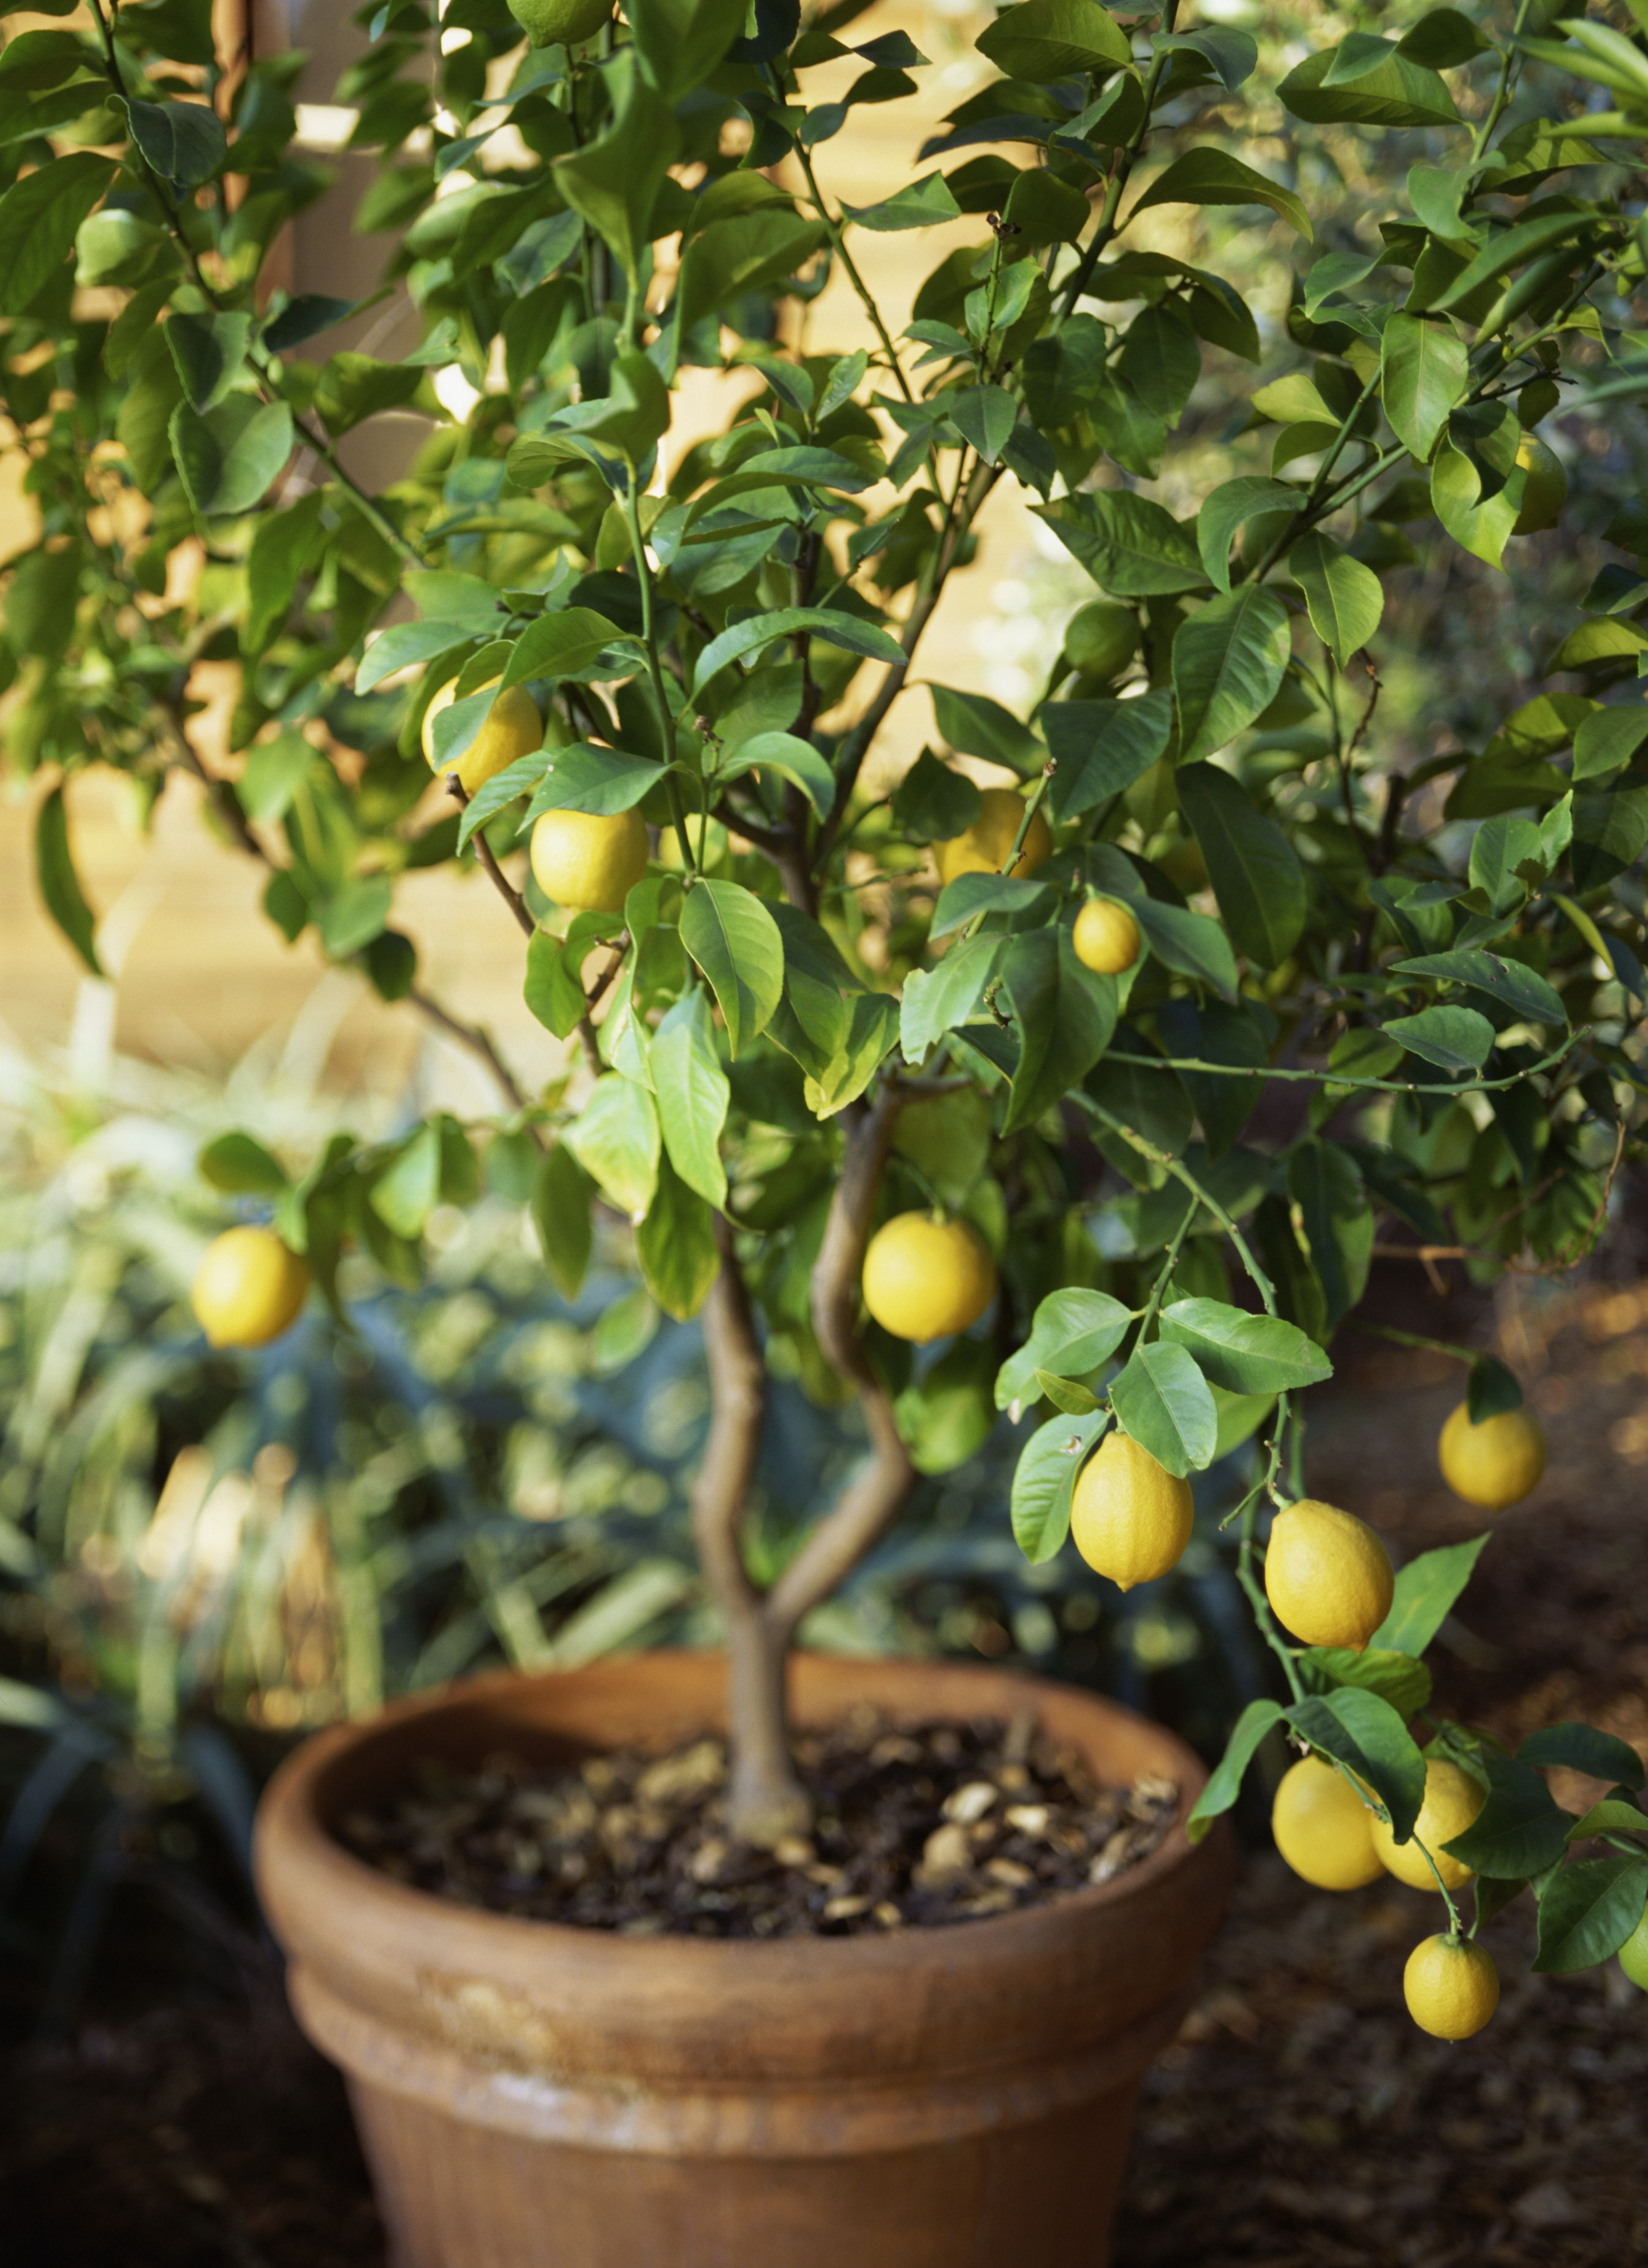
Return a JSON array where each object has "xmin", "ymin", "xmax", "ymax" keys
[
  {"xmin": 1198, "ymin": 476, "xmax": 1299, "ymax": 594},
  {"xmin": 170, "ymin": 396, "xmax": 293, "ymax": 519},
  {"xmin": 976, "ymin": 0, "xmax": 1131, "ymax": 80},
  {"xmin": 1520, "ymin": 1723, "xmax": 1647, "ymax": 1790},
  {"xmin": 1287, "ymin": 1689, "xmax": 1427, "ymax": 1842},
  {"xmin": 1288, "ymin": 532, "xmax": 1383, "ymax": 667},
  {"xmin": 1443, "ymin": 1748, "xmax": 1571, "ymax": 1880},
  {"xmin": 564, "ymin": 1073, "xmax": 660, "ymax": 1219},
  {"xmin": 1303, "ymin": 1647, "xmax": 1432, "ymax": 1718},
  {"xmin": 995, "ymin": 1287, "xmax": 1133, "ymax": 1413},
  {"xmin": 899, "ymin": 933, "xmax": 1002, "ymax": 1064},
  {"xmin": 1034, "ymin": 491, "xmax": 1208, "ymax": 599},
  {"xmin": 1385, "ymin": 1003, "xmax": 1494, "ymax": 1073},
  {"xmin": 1380, "ymin": 312, "xmax": 1468, "ymax": 462},
  {"xmin": 1002, "ymin": 927, "xmax": 1119, "ymax": 1133},
  {"xmin": 1533, "ymin": 1851, "xmax": 1648, "ymax": 1974},
  {"xmin": 931, "ymin": 683, "xmax": 1044, "ymax": 773},
  {"xmin": 1172, "ymin": 586, "xmax": 1292, "ymax": 763},
  {"xmin": 1370, "ymin": 1532, "xmax": 1489, "ymax": 1656},
  {"xmin": 679, "ymin": 879, "xmax": 784, "ymax": 1057},
  {"xmin": 1176, "ymin": 760, "xmax": 1307, "ymax": 966},
  {"xmin": 1131, "ymin": 148, "xmax": 1310, "ymax": 241},
  {"xmin": 1186, "ymin": 1698, "xmax": 1285, "ymax": 1842},
  {"xmin": 1109, "ymin": 1340, "xmax": 1218, "ymax": 1477},
  {"xmin": 842, "ymin": 173, "xmax": 961, "ymax": 231},
  {"xmin": 126, "ymin": 94, "xmax": 225, "ymax": 186},
  {"xmin": 1043, "ymin": 690, "xmax": 1173, "ymax": 817},
  {"xmin": 1159, "ymin": 1299, "xmax": 1331, "ymax": 1393},
  {"xmin": 651, "ymin": 986, "xmax": 730, "ymax": 1209},
  {"xmin": 713, "ymin": 730, "xmax": 836, "ymax": 815},
  {"xmin": 0, "ymin": 151, "xmax": 114, "ymax": 313},
  {"xmin": 1010, "ymin": 1408, "xmax": 1108, "ymax": 1564},
  {"xmin": 635, "ymin": 1153, "xmax": 719, "ymax": 1320},
  {"xmin": 692, "ymin": 607, "xmax": 904, "ymax": 694}
]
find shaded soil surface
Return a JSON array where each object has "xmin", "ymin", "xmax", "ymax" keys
[
  {"xmin": 338, "ymin": 1706, "xmax": 1177, "ymax": 1937},
  {"xmin": 5, "ymin": 1266, "xmax": 1648, "ymax": 2261}
]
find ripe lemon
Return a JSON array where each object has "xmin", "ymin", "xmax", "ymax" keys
[
  {"xmin": 1069, "ymin": 1430, "xmax": 1193, "ymax": 1591},
  {"xmin": 1438, "ymin": 1401, "xmax": 1546, "ymax": 1511},
  {"xmin": 1617, "ymin": 1900, "xmax": 1648, "ymax": 1989},
  {"xmin": 1063, "ymin": 600, "xmax": 1138, "ymax": 682},
  {"xmin": 1263, "ymin": 1499, "xmax": 1394, "ymax": 1652},
  {"xmin": 421, "ymin": 675, "xmax": 543, "ymax": 797},
  {"xmin": 861, "ymin": 1212, "xmax": 997, "ymax": 1342},
  {"xmin": 1072, "ymin": 896, "xmax": 1141, "ymax": 975},
  {"xmin": 192, "ymin": 1226, "xmax": 309, "ymax": 1350},
  {"xmin": 1272, "ymin": 1755, "xmax": 1382, "ymax": 1890},
  {"xmin": 934, "ymin": 786, "xmax": 1053, "ymax": 884},
  {"xmin": 1403, "ymin": 1933, "xmax": 1499, "ymax": 2039},
  {"xmin": 1512, "ymin": 433, "xmax": 1566, "ymax": 536},
  {"xmin": 1370, "ymin": 1758, "xmax": 1484, "ymax": 1892},
  {"xmin": 507, "ymin": 0, "xmax": 612, "ymax": 47},
  {"xmin": 529, "ymin": 807, "xmax": 648, "ymax": 913}
]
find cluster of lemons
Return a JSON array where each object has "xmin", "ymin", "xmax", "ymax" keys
[{"xmin": 863, "ymin": 1209, "xmax": 1557, "ymax": 2043}]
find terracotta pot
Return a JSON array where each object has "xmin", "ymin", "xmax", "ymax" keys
[{"xmin": 255, "ymin": 1652, "xmax": 1232, "ymax": 2268}]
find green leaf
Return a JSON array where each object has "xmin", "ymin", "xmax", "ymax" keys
[
  {"xmin": 892, "ymin": 749, "xmax": 981, "ymax": 841},
  {"xmin": 170, "ymin": 396, "xmax": 294, "ymax": 519},
  {"xmin": 198, "ymin": 1132, "xmax": 287, "ymax": 1197},
  {"xmin": 1568, "ymin": 1799, "xmax": 1648, "ymax": 1841},
  {"xmin": 896, "ymin": 1339, "xmax": 999, "ymax": 1475},
  {"xmin": 1444, "ymin": 1748, "xmax": 1573, "ymax": 1879},
  {"xmin": 899, "ymin": 934, "xmax": 1003, "ymax": 1064},
  {"xmin": 1186, "ymin": 1698, "xmax": 1285, "ymax": 1843},
  {"xmin": 679, "ymin": 879, "xmax": 784, "ymax": 1057},
  {"xmin": 1002, "ymin": 927, "xmax": 1119, "ymax": 1132},
  {"xmin": 1385, "ymin": 1003, "xmax": 1494, "ymax": 1073},
  {"xmin": 995, "ymin": 1287, "xmax": 1133, "ymax": 1413},
  {"xmin": 930, "ymin": 873, "xmax": 1051, "ymax": 940},
  {"xmin": 1380, "ymin": 312, "xmax": 1468, "ymax": 462},
  {"xmin": 1131, "ymin": 899, "xmax": 1241, "ymax": 999},
  {"xmin": 532, "ymin": 1141, "xmax": 593, "ymax": 1299},
  {"xmin": 356, "ymin": 621, "xmax": 474, "ymax": 695},
  {"xmin": 930, "ymin": 683, "xmax": 1044, "ymax": 773},
  {"xmin": 1520, "ymin": 1723, "xmax": 1646, "ymax": 1790},
  {"xmin": 1043, "ymin": 689, "xmax": 1174, "ymax": 818},
  {"xmin": 244, "ymin": 491, "xmax": 326, "ymax": 658},
  {"xmin": 712, "ymin": 729, "xmax": 836, "ymax": 816},
  {"xmin": 1109, "ymin": 1340, "xmax": 1218, "ymax": 1477},
  {"xmin": 1279, "ymin": 39, "xmax": 1459, "ymax": 129},
  {"xmin": 126, "ymin": 94, "xmax": 225, "ymax": 186},
  {"xmin": 1533, "ymin": 1851, "xmax": 1648, "ymax": 1974},
  {"xmin": 1198, "ymin": 476, "xmax": 1301, "ymax": 594},
  {"xmin": 526, "ymin": 743, "xmax": 661, "ymax": 819},
  {"xmin": 0, "ymin": 150, "xmax": 114, "ymax": 314},
  {"xmin": 1467, "ymin": 1352, "xmax": 1524, "ymax": 1423},
  {"xmin": 553, "ymin": 53, "xmax": 681, "ymax": 282},
  {"xmin": 635, "ymin": 1152, "xmax": 719, "ymax": 1320},
  {"xmin": 1573, "ymin": 704, "xmax": 1648, "ymax": 782},
  {"xmin": 804, "ymin": 991, "xmax": 900, "ymax": 1117},
  {"xmin": 1288, "ymin": 532, "xmax": 1383, "ymax": 667},
  {"xmin": 1370, "ymin": 1532, "xmax": 1489, "ymax": 1655},
  {"xmin": 1159, "ymin": 1299, "xmax": 1331, "ymax": 1393},
  {"xmin": 1287, "ymin": 1138, "xmax": 1370, "ymax": 1329},
  {"xmin": 626, "ymin": 0, "xmax": 747, "ymax": 100},
  {"xmin": 318, "ymin": 875, "xmax": 392, "ymax": 959},
  {"xmin": 1010, "ymin": 1408, "xmax": 1108, "ymax": 1564},
  {"xmin": 564, "ymin": 1073, "xmax": 660, "ymax": 1219},
  {"xmin": 842, "ymin": 173, "xmax": 962, "ymax": 231},
  {"xmin": 459, "ymin": 749, "xmax": 553, "ymax": 848},
  {"xmin": 165, "ymin": 311, "xmax": 251, "ymax": 412},
  {"xmin": 692, "ymin": 607, "xmax": 904, "ymax": 694},
  {"xmin": 369, "ymin": 1124, "xmax": 441, "ymax": 1239},
  {"xmin": 1287, "ymin": 1689, "xmax": 1427, "ymax": 1842},
  {"xmin": 1391, "ymin": 949, "xmax": 1567, "ymax": 1025},
  {"xmin": 34, "ymin": 784, "xmax": 100, "ymax": 976},
  {"xmin": 950, "ymin": 383, "xmax": 1018, "ymax": 464},
  {"xmin": 1036, "ymin": 1371, "xmax": 1102, "ymax": 1415},
  {"xmin": 1304, "ymin": 1647, "xmax": 1432, "ymax": 1718},
  {"xmin": 1249, "ymin": 371, "xmax": 1338, "ymax": 427},
  {"xmin": 314, "ymin": 350, "xmax": 422, "ymax": 437},
  {"xmin": 1399, "ymin": 9, "xmax": 1489, "ymax": 67},
  {"xmin": 1034, "ymin": 491, "xmax": 1208, "ymax": 599},
  {"xmin": 651, "ymin": 987, "xmax": 729, "ymax": 1208},
  {"xmin": 1176, "ymin": 760, "xmax": 1306, "ymax": 967},
  {"xmin": 523, "ymin": 926, "xmax": 590, "ymax": 1040},
  {"xmin": 1431, "ymin": 438, "xmax": 1522, "ymax": 572},
  {"xmin": 497, "ymin": 608, "xmax": 627, "ymax": 693},
  {"xmin": 1131, "ymin": 148, "xmax": 1311, "ymax": 241},
  {"xmin": 975, "ymin": 0, "xmax": 1132, "ymax": 80},
  {"xmin": 1172, "ymin": 586, "xmax": 1292, "ymax": 764}
]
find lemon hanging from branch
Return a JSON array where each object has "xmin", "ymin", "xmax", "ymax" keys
[
  {"xmin": 861, "ymin": 1212, "xmax": 997, "ymax": 1343},
  {"xmin": 1263, "ymin": 1499, "xmax": 1394, "ymax": 1651},
  {"xmin": 1070, "ymin": 1431, "xmax": 1193, "ymax": 1591}
]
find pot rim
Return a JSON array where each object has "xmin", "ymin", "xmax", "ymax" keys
[{"xmin": 257, "ymin": 1650, "xmax": 1217, "ymax": 1978}]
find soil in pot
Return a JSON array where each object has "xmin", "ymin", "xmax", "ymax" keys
[{"xmin": 336, "ymin": 1702, "xmax": 1179, "ymax": 1938}]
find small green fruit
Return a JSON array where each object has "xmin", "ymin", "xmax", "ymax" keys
[
  {"xmin": 507, "ymin": 0, "xmax": 613, "ymax": 48},
  {"xmin": 1618, "ymin": 1901, "xmax": 1648, "ymax": 1989},
  {"xmin": 1062, "ymin": 600, "xmax": 1138, "ymax": 682}
]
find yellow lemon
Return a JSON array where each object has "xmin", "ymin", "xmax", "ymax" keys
[
  {"xmin": 1617, "ymin": 1900, "xmax": 1648, "ymax": 1989},
  {"xmin": 1063, "ymin": 600, "xmax": 1138, "ymax": 681},
  {"xmin": 507, "ymin": 0, "xmax": 611, "ymax": 46},
  {"xmin": 861, "ymin": 1212, "xmax": 997, "ymax": 1342},
  {"xmin": 1370, "ymin": 1759, "xmax": 1484, "ymax": 1892},
  {"xmin": 191, "ymin": 1227, "xmax": 309, "ymax": 1350},
  {"xmin": 934, "ymin": 786, "xmax": 1053, "ymax": 885},
  {"xmin": 1263, "ymin": 1499, "xmax": 1394, "ymax": 1652},
  {"xmin": 1272, "ymin": 1756, "xmax": 1382, "ymax": 1891},
  {"xmin": 1069, "ymin": 1430, "xmax": 1194, "ymax": 1591},
  {"xmin": 1438, "ymin": 1402, "xmax": 1546, "ymax": 1511},
  {"xmin": 529, "ymin": 807, "xmax": 648, "ymax": 913},
  {"xmin": 422, "ymin": 675, "xmax": 543, "ymax": 796},
  {"xmin": 1403, "ymin": 1934, "xmax": 1499, "ymax": 2039},
  {"xmin": 1512, "ymin": 433, "xmax": 1566, "ymax": 537},
  {"xmin": 1072, "ymin": 896, "xmax": 1141, "ymax": 975}
]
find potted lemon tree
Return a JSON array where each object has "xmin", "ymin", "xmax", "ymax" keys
[{"xmin": 10, "ymin": 0, "xmax": 1648, "ymax": 2257}]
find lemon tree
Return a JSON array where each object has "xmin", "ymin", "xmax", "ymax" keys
[{"xmin": 7, "ymin": 0, "xmax": 1648, "ymax": 2007}]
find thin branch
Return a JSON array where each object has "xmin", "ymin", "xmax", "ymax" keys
[{"xmin": 447, "ymin": 779, "xmax": 535, "ymax": 939}]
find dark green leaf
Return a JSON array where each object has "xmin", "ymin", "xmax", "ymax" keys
[
  {"xmin": 1371, "ymin": 1532, "xmax": 1489, "ymax": 1656},
  {"xmin": 525, "ymin": 743, "xmax": 660, "ymax": 820},
  {"xmin": 1131, "ymin": 147, "xmax": 1311, "ymax": 241},
  {"xmin": 501, "ymin": 607, "xmax": 628, "ymax": 689},
  {"xmin": 899, "ymin": 932, "xmax": 1002, "ymax": 1064},
  {"xmin": 1392, "ymin": 949, "xmax": 1566, "ymax": 1025},
  {"xmin": 679, "ymin": 879, "xmax": 784, "ymax": 1057},
  {"xmin": 1304, "ymin": 1647, "xmax": 1432, "ymax": 1718},
  {"xmin": 1043, "ymin": 689, "xmax": 1173, "ymax": 818},
  {"xmin": 1034, "ymin": 490, "xmax": 1208, "ymax": 599},
  {"xmin": 635, "ymin": 1153, "xmax": 719, "ymax": 1320},
  {"xmin": 1441, "ymin": 1747, "xmax": 1570, "ymax": 1878},
  {"xmin": 1176, "ymin": 760, "xmax": 1306, "ymax": 967},
  {"xmin": 34, "ymin": 784, "xmax": 100, "ymax": 975},
  {"xmin": 1287, "ymin": 1688, "xmax": 1427, "ymax": 1841},
  {"xmin": 532, "ymin": 1141, "xmax": 593, "ymax": 1299},
  {"xmin": 1385, "ymin": 1003, "xmax": 1494, "ymax": 1073},
  {"xmin": 1002, "ymin": 927, "xmax": 1118, "ymax": 1132},
  {"xmin": 842, "ymin": 173, "xmax": 961, "ymax": 231},
  {"xmin": 692, "ymin": 607, "xmax": 904, "ymax": 694},
  {"xmin": 1568, "ymin": 1799, "xmax": 1648, "ymax": 1841},
  {"xmin": 1110, "ymin": 1340, "xmax": 1218, "ymax": 1476},
  {"xmin": 976, "ymin": 0, "xmax": 1132, "ymax": 80},
  {"xmin": 125, "ymin": 94, "xmax": 225, "ymax": 187},
  {"xmin": 931, "ymin": 683, "xmax": 1044, "ymax": 773},
  {"xmin": 1173, "ymin": 586, "xmax": 1291, "ymax": 765},
  {"xmin": 651, "ymin": 986, "xmax": 729, "ymax": 1208},
  {"xmin": 1380, "ymin": 312, "xmax": 1468, "ymax": 461},
  {"xmin": 1520, "ymin": 1723, "xmax": 1646, "ymax": 1790},
  {"xmin": 0, "ymin": 151, "xmax": 114, "ymax": 314},
  {"xmin": 170, "ymin": 396, "xmax": 293, "ymax": 518},
  {"xmin": 1186, "ymin": 1698, "xmax": 1285, "ymax": 1843},
  {"xmin": 198, "ymin": 1132, "xmax": 286, "ymax": 1197},
  {"xmin": 1467, "ymin": 1352, "xmax": 1524, "ymax": 1422},
  {"xmin": 1532, "ymin": 1851, "xmax": 1648, "ymax": 1974}
]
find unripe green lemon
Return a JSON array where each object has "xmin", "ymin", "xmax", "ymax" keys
[
  {"xmin": 1069, "ymin": 1430, "xmax": 1193, "ymax": 1592},
  {"xmin": 1272, "ymin": 1756, "xmax": 1382, "ymax": 1890},
  {"xmin": 1072, "ymin": 896, "xmax": 1141, "ymax": 975},
  {"xmin": 861, "ymin": 1212, "xmax": 997, "ymax": 1342},
  {"xmin": 1263, "ymin": 1498, "xmax": 1394, "ymax": 1652},
  {"xmin": 529, "ymin": 807, "xmax": 648, "ymax": 913},
  {"xmin": 1370, "ymin": 1758, "xmax": 1484, "ymax": 1892},
  {"xmin": 934, "ymin": 786, "xmax": 1052, "ymax": 884},
  {"xmin": 1512, "ymin": 433, "xmax": 1566, "ymax": 536},
  {"xmin": 1062, "ymin": 600, "xmax": 1138, "ymax": 682},
  {"xmin": 192, "ymin": 1227, "xmax": 309, "ymax": 1350},
  {"xmin": 422, "ymin": 675, "xmax": 543, "ymax": 796},
  {"xmin": 1438, "ymin": 1402, "xmax": 1546, "ymax": 1512},
  {"xmin": 1403, "ymin": 1933, "xmax": 1499, "ymax": 2039},
  {"xmin": 507, "ymin": 0, "xmax": 612, "ymax": 48},
  {"xmin": 1617, "ymin": 1900, "xmax": 1648, "ymax": 1989}
]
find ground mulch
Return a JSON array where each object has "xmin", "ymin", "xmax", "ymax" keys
[
  {"xmin": 337, "ymin": 1707, "xmax": 1177, "ymax": 1937},
  {"xmin": 4, "ymin": 1267, "xmax": 1647, "ymax": 2262}
]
